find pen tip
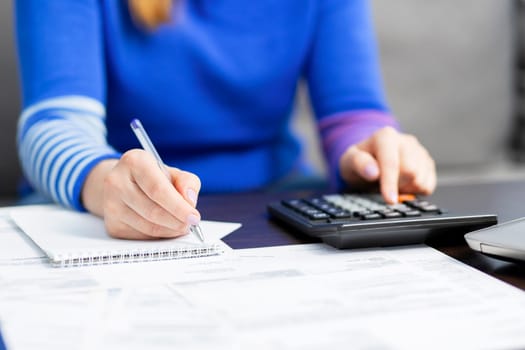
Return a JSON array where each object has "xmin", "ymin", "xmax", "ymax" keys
[
  {"xmin": 196, "ymin": 225, "xmax": 205, "ymax": 242},
  {"xmin": 130, "ymin": 118, "xmax": 141, "ymax": 129}
]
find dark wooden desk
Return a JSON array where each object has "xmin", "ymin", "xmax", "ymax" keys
[{"xmin": 198, "ymin": 179, "xmax": 525, "ymax": 291}]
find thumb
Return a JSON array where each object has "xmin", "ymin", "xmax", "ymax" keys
[
  {"xmin": 169, "ymin": 167, "xmax": 202, "ymax": 208},
  {"xmin": 340, "ymin": 146, "xmax": 380, "ymax": 184}
]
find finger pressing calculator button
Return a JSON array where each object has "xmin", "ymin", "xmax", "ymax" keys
[{"xmin": 398, "ymin": 194, "xmax": 416, "ymax": 202}]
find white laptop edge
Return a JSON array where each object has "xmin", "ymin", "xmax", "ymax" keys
[{"xmin": 465, "ymin": 217, "xmax": 525, "ymax": 262}]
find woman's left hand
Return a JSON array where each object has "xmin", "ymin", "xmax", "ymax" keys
[{"xmin": 339, "ymin": 126, "xmax": 436, "ymax": 204}]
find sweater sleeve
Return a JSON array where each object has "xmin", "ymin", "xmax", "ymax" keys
[
  {"xmin": 304, "ymin": 0, "xmax": 400, "ymax": 189},
  {"xmin": 14, "ymin": 0, "xmax": 121, "ymax": 210}
]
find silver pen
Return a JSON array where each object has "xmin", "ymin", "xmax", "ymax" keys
[{"xmin": 130, "ymin": 118, "xmax": 205, "ymax": 242}]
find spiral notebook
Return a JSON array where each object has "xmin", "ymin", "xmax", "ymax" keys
[{"xmin": 9, "ymin": 205, "xmax": 240, "ymax": 267}]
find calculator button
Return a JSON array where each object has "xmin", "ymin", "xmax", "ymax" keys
[
  {"xmin": 308, "ymin": 212, "xmax": 330, "ymax": 220},
  {"xmin": 403, "ymin": 210, "xmax": 421, "ymax": 217},
  {"xmin": 307, "ymin": 198, "xmax": 325, "ymax": 205},
  {"xmin": 318, "ymin": 203, "xmax": 333, "ymax": 211},
  {"xmin": 330, "ymin": 210, "xmax": 352, "ymax": 219},
  {"xmin": 382, "ymin": 211, "xmax": 403, "ymax": 219},
  {"xmin": 361, "ymin": 213, "xmax": 382, "ymax": 220},
  {"xmin": 304, "ymin": 208, "xmax": 322, "ymax": 216},
  {"xmin": 403, "ymin": 200, "xmax": 420, "ymax": 208},
  {"xmin": 398, "ymin": 194, "xmax": 416, "ymax": 202},
  {"xmin": 324, "ymin": 207, "xmax": 342, "ymax": 215},
  {"xmin": 402, "ymin": 199, "xmax": 441, "ymax": 213},
  {"xmin": 420, "ymin": 204, "xmax": 439, "ymax": 212},
  {"xmin": 307, "ymin": 199, "xmax": 334, "ymax": 209},
  {"xmin": 306, "ymin": 198, "xmax": 330, "ymax": 208},
  {"xmin": 392, "ymin": 207, "xmax": 412, "ymax": 214},
  {"xmin": 390, "ymin": 203, "xmax": 411, "ymax": 211},
  {"xmin": 296, "ymin": 205, "xmax": 314, "ymax": 213}
]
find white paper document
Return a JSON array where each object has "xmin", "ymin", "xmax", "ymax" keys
[
  {"xmin": 1, "ymin": 234, "xmax": 525, "ymax": 350},
  {"xmin": 0, "ymin": 207, "xmax": 46, "ymax": 264}
]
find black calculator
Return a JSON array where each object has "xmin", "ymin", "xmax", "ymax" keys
[{"xmin": 267, "ymin": 193, "xmax": 497, "ymax": 249}]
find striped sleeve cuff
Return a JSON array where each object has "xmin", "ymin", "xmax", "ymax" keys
[
  {"xmin": 18, "ymin": 95, "xmax": 121, "ymax": 211},
  {"xmin": 318, "ymin": 110, "xmax": 400, "ymax": 190}
]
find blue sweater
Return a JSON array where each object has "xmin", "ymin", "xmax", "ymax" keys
[{"xmin": 15, "ymin": 0, "xmax": 396, "ymax": 210}]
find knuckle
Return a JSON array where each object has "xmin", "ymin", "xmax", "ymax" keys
[
  {"xmin": 147, "ymin": 181, "xmax": 165, "ymax": 199},
  {"xmin": 379, "ymin": 126, "xmax": 398, "ymax": 137},
  {"xmin": 120, "ymin": 149, "xmax": 143, "ymax": 168}
]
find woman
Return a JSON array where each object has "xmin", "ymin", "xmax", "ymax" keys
[{"xmin": 15, "ymin": 0, "xmax": 436, "ymax": 239}]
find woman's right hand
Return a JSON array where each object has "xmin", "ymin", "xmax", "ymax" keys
[{"xmin": 81, "ymin": 149, "xmax": 201, "ymax": 239}]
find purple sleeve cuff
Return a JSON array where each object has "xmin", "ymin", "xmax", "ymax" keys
[{"xmin": 318, "ymin": 110, "xmax": 400, "ymax": 190}]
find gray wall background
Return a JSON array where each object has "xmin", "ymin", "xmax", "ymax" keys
[
  {"xmin": 293, "ymin": 0, "xmax": 520, "ymax": 183},
  {"xmin": 373, "ymin": 0, "xmax": 513, "ymax": 168}
]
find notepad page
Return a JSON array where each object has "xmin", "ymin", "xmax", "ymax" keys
[
  {"xmin": 9, "ymin": 205, "xmax": 240, "ymax": 266},
  {"xmin": 0, "ymin": 206, "xmax": 47, "ymax": 262}
]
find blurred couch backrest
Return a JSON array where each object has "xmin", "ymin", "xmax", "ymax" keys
[
  {"xmin": 372, "ymin": 0, "xmax": 514, "ymax": 169},
  {"xmin": 0, "ymin": 1, "xmax": 22, "ymax": 199}
]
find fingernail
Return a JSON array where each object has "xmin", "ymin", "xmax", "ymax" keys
[
  {"xmin": 389, "ymin": 191, "xmax": 398, "ymax": 204},
  {"xmin": 187, "ymin": 214, "xmax": 200, "ymax": 226},
  {"xmin": 187, "ymin": 188, "xmax": 198, "ymax": 206},
  {"xmin": 364, "ymin": 164, "xmax": 379, "ymax": 179}
]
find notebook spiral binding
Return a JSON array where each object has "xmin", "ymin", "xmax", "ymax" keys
[{"xmin": 51, "ymin": 244, "xmax": 223, "ymax": 268}]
